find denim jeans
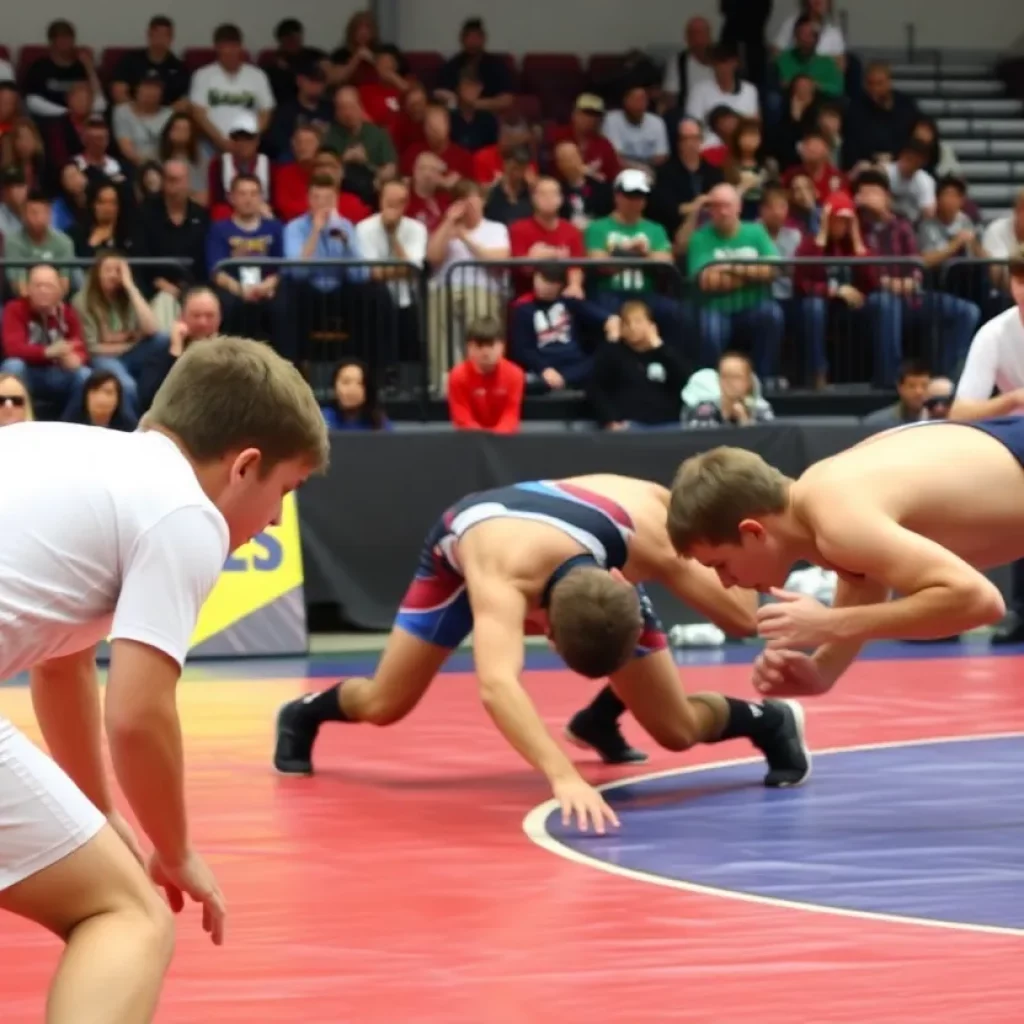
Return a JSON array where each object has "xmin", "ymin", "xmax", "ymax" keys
[
  {"xmin": 802, "ymin": 290, "xmax": 981, "ymax": 386},
  {"xmin": 91, "ymin": 332, "xmax": 172, "ymax": 417},
  {"xmin": 0, "ymin": 358, "xmax": 90, "ymax": 419},
  {"xmin": 697, "ymin": 300, "xmax": 784, "ymax": 379}
]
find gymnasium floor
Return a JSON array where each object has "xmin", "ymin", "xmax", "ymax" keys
[{"xmin": 1, "ymin": 640, "xmax": 1022, "ymax": 1024}]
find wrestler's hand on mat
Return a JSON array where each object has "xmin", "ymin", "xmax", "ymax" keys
[
  {"xmin": 107, "ymin": 810, "xmax": 145, "ymax": 865},
  {"xmin": 149, "ymin": 848, "xmax": 227, "ymax": 946},
  {"xmin": 756, "ymin": 589, "xmax": 837, "ymax": 648},
  {"xmin": 553, "ymin": 776, "xmax": 620, "ymax": 835},
  {"xmin": 753, "ymin": 649, "xmax": 833, "ymax": 698}
]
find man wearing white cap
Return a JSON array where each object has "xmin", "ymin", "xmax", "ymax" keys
[
  {"xmin": 207, "ymin": 111, "xmax": 272, "ymax": 219},
  {"xmin": 585, "ymin": 169, "xmax": 685, "ymax": 339}
]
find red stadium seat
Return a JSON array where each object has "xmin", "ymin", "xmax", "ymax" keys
[
  {"xmin": 491, "ymin": 51, "xmax": 519, "ymax": 91},
  {"xmin": 184, "ymin": 47, "xmax": 252, "ymax": 72},
  {"xmin": 16, "ymin": 45, "xmax": 49, "ymax": 85},
  {"xmin": 404, "ymin": 50, "xmax": 443, "ymax": 90},
  {"xmin": 521, "ymin": 54, "xmax": 585, "ymax": 121},
  {"xmin": 514, "ymin": 93, "xmax": 542, "ymax": 124},
  {"xmin": 256, "ymin": 48, "xmax": 277, "ymax": 70},
  {"xmin": 0, "ymin": 45, "xmax": 10, "ymax": 62},
  {"xmin": 587, "ymin": 53, "xmax": 629, "ymax": 86},
  {"xmin": 100, "ymin": 47, "xmax": 131, "ymax": 84}
]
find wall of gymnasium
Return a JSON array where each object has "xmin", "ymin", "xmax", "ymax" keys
[{"xmin": 4, "ymin": 0, "xmax": 1022, "ymax": 53}]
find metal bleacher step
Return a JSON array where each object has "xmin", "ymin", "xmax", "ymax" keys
[
  {"xmin": 918, "ymin": 97, "xmax": 1023, "ymax": 117},
  {"xmin": 967, "ymin": 182, "xmax": 1022, "ymax": 204},
  {"xmin": 888, "ymin": 62, "xmax": 993, "ymax": 78},
  {"xmin": 958, "ymin": 159, "xmax": 1024, "ymax": 180},
  {"xmin": 893, "ymin": 78, "xmax": 1005, "ymax": 98},
  {"xmin": 938, "ymin": 117, "xmax": 1024, "ymax": 136},
  {"xmin": 950, "ymin": 138, "xmax": 1024, "ymax": 158}
]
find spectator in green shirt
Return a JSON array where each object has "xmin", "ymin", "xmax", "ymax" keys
[
  {"xmin": 688, "ymin": 182, "xmax": 783, "ymax": 378},
  {"xmin": 584, "ymin": 168, "xmax": 685, "ymax": 342},
  {"xmin": 4, "ymin": 192, "xmax": 76, "ymax": 297},
  {"xmin": 322, "ymin": 86, "xmax": 397, "ymax": 194},
  {"xmin": 776, "ymin": 16, "xmax": 844, "ymax": 98}
]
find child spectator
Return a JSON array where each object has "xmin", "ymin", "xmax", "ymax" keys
[
  {"xmin": 510, "ymin": 265, "xmax": 617, "ymax": 393},
  {"xmin": 447, "ymin": 316, "xmax": 524, "ymax": 433},
  {"xmin": 683, "ymin": 350, "xmax": 774, "ymax": 426},
  {"xmin": 589, "ymin": 300, "xmax": 687, "ymax": 430},
  {"xmin": 62, "ymin": 369, "xmax": 137, "ymax": 431},
  {"xmin": 322, "ymin": 358, "xmax": 391, "ymax": 431}
]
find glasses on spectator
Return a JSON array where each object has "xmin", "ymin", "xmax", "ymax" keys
[{"xmin": 0, "ymin": 395, "xmax": 26, "ymax": 408}]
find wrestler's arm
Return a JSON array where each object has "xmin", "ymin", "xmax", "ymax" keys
[
  {"xmin": 809, "ymin": 574, "xmax": 891, "ymax": 684},
  {"xmin": 104, "ymin": 507, "xmax": 226, "ymax": 862},
  {"xmin": 805, "ymin": 501, "xmax": 1005, "ymax": 642},
  {"xmin": 654, "ymin": 554, "xmax": 758, "ymax": 635},
  {"xmin": 30, "ymin": 645, "xmax": 111, "ymax": 812},
  {"xmin": 467, "ymin": 575, "xmax": 582, "ymax": 783}
]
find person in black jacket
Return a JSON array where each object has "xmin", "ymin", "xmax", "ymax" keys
[
  {"xmin": 649, "ymin": 117, "xmax": 724, "ymax": 235},
  {"xmin": 510, "ymin": 265, "xmax": 620, "ymax": 394},
  {"xmin": 589, "ymin": 299, "xmax": 688, "ymax": 429}
]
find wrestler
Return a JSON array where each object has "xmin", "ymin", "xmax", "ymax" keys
[
  {"xmin": 275, "ymin": 475, "xmax": 810, "ymax": 832},
  {"xmin": 666, "ymin": 418, "xmax": 1018, "ymax": 698}
]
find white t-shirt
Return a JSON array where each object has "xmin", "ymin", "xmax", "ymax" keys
[
  {"xmin": 955, "ymin": 306, "xmax": 1024, "ymax": 405},
  {"xmin": 774, "ymin": 14, "xmax": 847, "ymax": 55},
  {"xmin": 189, "ymin": 62, "xmax": 275, "ymax": 138},
  {"xmin": 602, "ymin": 111, "xmax": 669, "ymax": 166},
  {"xmin": 981, "ymin": 216, "xmax": 1022, "ymax": 259},
  {"xmin": 0, "ymin": 424, "xmax": 229, "ymax": 682},
  {"xmin": 435, "ymin": 218, "xmax": 510, "ymax": 293},
  {"xmin": 356, "ymin": 214, "xmax": 428, "ymax": 307},
  {"xmin": 662, "ymin": 53, "xmax": 715, "ymax": 97},
  {"xmin": 886, "ymin": 162, "xmax": 936, "ymax": 224},
  {"xmin": 685, "ymin": 79, "xmax": 760, "ymax": 146}
]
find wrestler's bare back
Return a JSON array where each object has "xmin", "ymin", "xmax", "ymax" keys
[
  {"xmin": 794, "ymin": 423, "xmax": 1024, "ymax": 570},
  {"xmin": 455, "ymin": 475, "xmax": 674, "ymax": 604}
]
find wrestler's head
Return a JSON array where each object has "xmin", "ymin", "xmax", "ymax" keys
[
  {"xmin": 547, "ymin": 567, "xmax": 644, "ymax": 678},
  {"xmin": 667, "ymin": 447, "xmax": 794, "ymax": 591},
  {"xmin": 143, "ymin": 337, "xmax": 330, "ymax": 551}
]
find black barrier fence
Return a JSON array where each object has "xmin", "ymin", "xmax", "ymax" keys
[
  {"xmin": 299, "ymin": 423, "xmax": 1015, "ymax": 633},
  {"xmin": 1, "ymin": 254, "xmax": 1017, "ymax": 409},
  {"xmin": 211, "ymin": 258, "xmax": 428, "ymax": 401},
  {"xmin": 0, "ymin": 257, "xmax": 195, "ymax": 301},
  {"xmin": 299, "ymin": 423, "xmax": 868, "ymax": 632}
]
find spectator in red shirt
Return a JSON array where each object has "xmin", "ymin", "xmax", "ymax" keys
[
  {"xmin": 404, "ymin": 151, "xmax": 451, "ymax": 233},
  {"xmin": 1, "ymin": 263, "xmax": 91, "ymax": 416},
  {"xmin": 472, "ymin": 118, "xmax": 537, "ymax": 187},
  {"xmin": 447, "ymin": 315, "xmax": 524, "ymax": 433},
  {"xmin": 794, "ymin": 190, "xmax": 879, "ymax": 388},
  {"xmin": 400, "ymin": 102, "xmax": 473, "ymax": 184},
  {"xmin": 699, "ymin": 107, "xmax": 739, "ymax": 168},
  {"xmin": 509, "ymin": 177, "xmax": 586, "ymax": 296},
  {"xmin": 551, "ymin": 94, "xmax": 620, "ymax": 183},
  {"xmin": 272, "ymin": 131, "xmax": 372, "ymax": 224},
  {"xmin": 359, "ymin": 51, "xmax": 406, "ymax": 130},
  {"xmin": 389, "ymin": 81, "xmax": 428, "ymax": 155},
  {"xmin": 783, "ymin": 127, "xmax": 848, "ymax": 204}
]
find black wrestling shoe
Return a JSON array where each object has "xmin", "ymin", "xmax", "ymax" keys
[
  {"xmin": 273, "ymin": 698, "xmax": 319, "ymax": 775},
  {"xmin": 754, "ymin": 699, "xmax": 811, "ymax": 788},
  {"xmin": 565, "ymin": 710, "xmax": 649, "ymax": 765}
]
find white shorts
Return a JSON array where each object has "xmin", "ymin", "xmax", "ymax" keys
[{"xmin": 0, "ymin": 716, "xmax": 105, "ymax": 891}]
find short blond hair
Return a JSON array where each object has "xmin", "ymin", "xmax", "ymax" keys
[
  {"xmin": 667, "ymin": 447, "xmax": 789, "ymax": 552},
  {"xmin": 143, "ymin": 337, "xmax": 330, "ymax": 474},
  {"xmin": 548, "ymin": 568, "xmax": 643, "ymax": 678}
]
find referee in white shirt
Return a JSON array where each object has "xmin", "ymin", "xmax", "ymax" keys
[{"xmin": 951, "ymin": 246, "xmax": 1024, "ymax": 641}]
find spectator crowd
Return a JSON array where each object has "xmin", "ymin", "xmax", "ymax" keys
[{"xmin": 0, "ymin": 5, "xmax": 1021, "ymax": 435}]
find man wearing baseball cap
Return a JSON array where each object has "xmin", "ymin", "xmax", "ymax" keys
[{"xmin": 550, "ymin": 94, "xmax": 620, "ymax": 183}]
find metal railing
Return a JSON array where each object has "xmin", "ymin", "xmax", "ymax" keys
[{"xmin": 1, "ymin": 254, "xmax": 1017, "ymax": 409}]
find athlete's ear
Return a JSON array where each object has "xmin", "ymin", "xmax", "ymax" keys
[
  {"xmin": 737, "ymin": 518, "xmax": 767, "ymax": 542},
  {"xmin": 229, "ymin": 447, "xmax": 262, "ymax": 483}
]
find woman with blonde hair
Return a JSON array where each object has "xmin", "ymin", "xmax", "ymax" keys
[
  {"xmin": 0, "ymin": 117, "xmax": 46, "ymax": 192},
  {"xmin": 72, "ymin": 250, "xmax": 170, "ymax": 417},
  {"xmin": 0, "ymin": 373, "xmax": 33, "ymax": 426}
]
